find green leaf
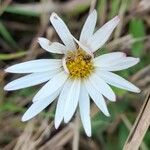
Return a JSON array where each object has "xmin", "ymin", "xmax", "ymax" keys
[{"xmin": 129, "ymin": 18, "xmax": 145, "ymax": 57}]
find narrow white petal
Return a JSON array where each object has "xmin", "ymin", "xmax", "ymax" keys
[
  {"xmin": 79, "ymin": 83, "xmax": 91, "ymax": 137},
  {"xmin": 33, "ymin": 71, "xmax": 68, "ymax": 102},
  {"xmin": 97, "ymin": 70, "xmax": 140, "ymax": 93},
  {"xmin": 22, "ymin": 90, "xmax": 60, "ymax": 122},
  {"xmin": 88, "ymin": 16, "xmax": 120, "ymax": 52},
  {"xmin": 50, "ymin": 13, "xmax": 76, "ymax": 50},
  {"xmin": 5, "ymin": 59, "xmax": 62, "ymax": 73},
  {"xmin": 62, "ymin": 57, "xmax": 69, "ymax": 74},
  {"xmin": 80, "ymin": 9, "xmax": 97, "ymax": 44},
  {"xmin": 89, "ymin": 73, "xmax": 116, "ymax": 101},
  {"xmin": 72, "ymin": 36, "xmax": 93, "ymax": 56},
  {"xmin": 84, "ymin": 80, "xmax": 110, "ymax": 116},
  {"xmin": 64, "ymin": 79, "xmax": 81, "ymax": 123},
  {"xmin": 38, "ymin": 37, "xmax": 67, "ymax": 54},
  {"xmin": 94, "ymin": 52, "xmax": 126, "ymax": 67},
  {"xmin": 99, "ymin": 57, "xmax": 140, "ymax": 71},
  {"xmin": 4, "ymin": 70, "xmax": 60, "ymax": 91},
  {"xmin": 54, "ymin": 79, "xmax": 72, "ymax": 129}
]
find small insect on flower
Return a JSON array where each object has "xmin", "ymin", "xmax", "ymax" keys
[{"xmin": 4, "ymin": 10, "xmax": 140, "ymax": 137}]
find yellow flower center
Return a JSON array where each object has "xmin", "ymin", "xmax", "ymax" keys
[{"xmin": 65, "ymin": 48, "xmax": 94, "ymax": 79}]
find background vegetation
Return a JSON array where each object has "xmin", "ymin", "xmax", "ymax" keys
[{"xmin": 0, "ymin": 0, "xmax": 150, "ymax": 149}]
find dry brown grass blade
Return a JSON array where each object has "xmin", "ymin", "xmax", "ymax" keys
[
  {"xmin": 11, "ymin": 0, "xmax": 92, "ymax": 14},
  {"xmin": 89, "ymin": 0, "xmax": 97, "ymax": 13},
  {"xmin": 123, "ymin": 93, "xmax": 150, "ymax": 150},
  {"xmin": 121, "ymin": 115, "xmax": 148, "ymax": 150},
  {"xmin": 132, "ymin": 0, "xmax": 150, "ymax": 14},
  {"xmin": 114, "ymin": 0, "xmax": 128, "ymax": 39},
  {"xmin": 0, "ymin": 0, "xmax": 12, "ymax": 15},
  {"xmin": 98, "ymin": 0, "xmax": 107, "ymax": 26},
  {"xmin": 39, "ymin": 125, "xmax": 73, "ymax": 150},
  {"xmin": 0, "ymin": 70, "xmax": 6, "ymax": 104},
  {"xmin": 131, "ymin": 64, "xmax": 150, "ymax": 95},
  {"xmin": 105, "ymin": 34, "xmax": 132, "ymax": 51},
  {"xmin": 72, "ymin": 114, "xmax": 80, "ymax": 150},
  {"xmin": 131, "ymin": 65, "xmax": 150, "ymax": 82},
  {"xmin": 14, "ymin": 121, "xmax": 34, "ymax": 150}
]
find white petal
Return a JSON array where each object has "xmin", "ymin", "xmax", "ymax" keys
[
  {"xmin": 33, "ymin": 71, "xmax": 68, "ymax": 102},
  {"xmin": 62, "ymin": 57, "xmax": 69, "ymax": 74},
  {"xmin": 97, "ymin": 70, "xmax": 140, "ymax": 93},
  {"xmin": 22, "ymin": 90, "xmax": 60, "ymax": 121},
  {"xmin": 80, "ymin": 9, "xmax": 97, "ymax": 44},
  {"xmin": 88, "ymin": 16, "xmax": 120, "ymax": 52},
  {"xmin": 4, "ymin": 70, "xmax": 60, "ymax": 91},
  {"xmin": 84, "ymin": 79, "xmax": 110, "ymax": 116},
  {"xmin": 38, "ymin": 37, "xmax": 67, "ymax": 54},
  {"xmin": 79, "ymin": 83, "xmax": 91, "ymax": 137},
  {"xmin": 99, "ymin": 57, "xmax": 140, "ymax": 71},
  {"xmin": 89, "ymin": 73, "xmax": 116, "ymax": 101},
  {"xmin": 50, "ymin": 12, "xmax": 76, "ymax": 50},
  {"xmin": 5, "ymin": 59, "xmax": 62, "ymax": 73},
  {"xmin": 54, "ymin": 79, "xmax": 72, "ymax": 129},
  {"xmin": 72, "ymin": 36, "xmax": 93, "ymax": 56},
  {"xmin": 64, "ymin": 79, "xmax": 81, "ymax": 123},
  {"xmin": 94, "ymin": 52, "xmax": 126, "ymax": 67}
]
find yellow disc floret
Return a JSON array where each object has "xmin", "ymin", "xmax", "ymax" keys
[{"xmin": 65, "ymin": 48, "xmax": 94, "ymax": 79}]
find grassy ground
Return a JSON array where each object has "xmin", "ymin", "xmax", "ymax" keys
[{"xmin": 0, "ymin": 0, "xmax": 150, "ymax": 149}]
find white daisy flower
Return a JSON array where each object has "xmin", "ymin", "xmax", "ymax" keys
[{"xmin": 4, "ymin": 10, "xmax": 140, "ymax": 137}]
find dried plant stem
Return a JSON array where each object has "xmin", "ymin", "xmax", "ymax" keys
[
  {"xmin": 89, "ymin": 0, "xmax": 97, "ymax": 13},
  {"xmin": 114, "ymin": 0, "xmax": 128, "ymax": 39},
  {"xmin": 72, "ymin": 114, "xmax": 80, "ymax": 150},
  {"xmin": 123, "ymin": 93, "xmax": 150, "ymax": 150},
  {"xmin": 0, "ymin": 0, "xmax": 12, "ymax": 16},
  {"xmin": 121, "ymin": 115, "xmax": 148, "ymax": 150},
  {"xmin": 11, "ymin": 0, "xmax": 92, "ymax": 14},
  {"xmin": 14, "ymin": 122, "xmax": 34, "ymax": 150},
  {"xmin": 39, "ymin": 125, "xmax": 72, "ymax": 150},
  {"xmin": 98, "ymin": 0, "xmax": 107, "ymax": 26},
  {"xmin": 105, "ymin": 35, "xmax": 132, "ymax": 51}
]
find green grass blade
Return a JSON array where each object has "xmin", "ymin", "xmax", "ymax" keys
[
  {"xmin": 109, "ymin": 0, "xmax": 121, "ymax": 18},
  {"xmin": 0, "ymin": 51, "xmax": 27, "ymax": 60},
  {"xmin": 4, "ymin": 5, "xmax": 40, "ymax": 17},
  {"xmin": 0, "ymin": 22, "xmax": 19, "ymax": 49},
  {"xmin": 129, "ymin": 18, "xmax": 145, "ymax": 57}
]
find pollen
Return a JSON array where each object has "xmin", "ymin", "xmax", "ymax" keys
[{"xmin": 65, "ymin": 48, "xmax": 94, "ymax": 79}]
